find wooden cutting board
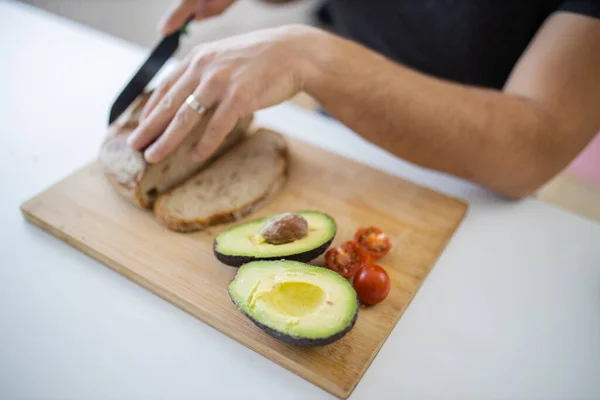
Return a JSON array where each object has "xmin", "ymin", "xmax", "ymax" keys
[{"xmin": 21, "ymin": 134, "xmax": 467, "ymax": 399}]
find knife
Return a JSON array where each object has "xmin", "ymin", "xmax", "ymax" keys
[{"xmin": 108, "ymin": 18, "xmax": 193, "ymax": 125}]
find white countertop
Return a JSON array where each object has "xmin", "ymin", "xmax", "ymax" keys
[{"xmin": 1, "ymin": 2, "xmax": 599, "ymax": 399}]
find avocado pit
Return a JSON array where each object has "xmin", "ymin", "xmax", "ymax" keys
[{"xmin": 259, "ymin": 213, "xmax": 308, "ymax": 245}]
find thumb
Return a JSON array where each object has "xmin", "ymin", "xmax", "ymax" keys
[{"xmin": 159, "ymin": 0, "xmax": 203, "ymax": 36}]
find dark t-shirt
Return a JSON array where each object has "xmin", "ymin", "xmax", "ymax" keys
[{"xmin": 327, "ymin": 0, "xmax": 600, "ymax": 89}]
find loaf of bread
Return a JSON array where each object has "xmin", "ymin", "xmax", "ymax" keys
[
  {"xmin": 99, "ymin": 92, "xmax": 253, "ymax": 208},
  {"xmin": 154, "ymin": 129, "xmax": 288, "ymax": 232}
]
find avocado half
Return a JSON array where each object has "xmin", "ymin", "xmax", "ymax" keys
[
  {"xmin": 214, "ymin": 211, "xmax": 336, "ymax": 267},
  {"xmin": 228, "ymin": 260, "xmax": 359, "ymax": 346}
]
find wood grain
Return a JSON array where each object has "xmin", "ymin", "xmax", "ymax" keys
[{"xmin": 21, "ymin": 136, "xmax": 467, "ymax": 399}]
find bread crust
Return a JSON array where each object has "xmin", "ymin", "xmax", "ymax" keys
[
  {"xmin": 153, "ymin": 131, "xmax": 289, "ymax": 232},
  {"xmin": 99, "ymin": 91, "xmax": 252, "ymax": 209},
  {"xmin": 99, "ymin": 93, "xmax": 150, "ymax": 208},
  {"xmin": 103, "ymin": 171, "xmax": 146, "ymax": 207}
]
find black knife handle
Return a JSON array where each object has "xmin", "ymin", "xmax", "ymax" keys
[{"xmin": 108, "ymin": 17, "xmax": 193, "ymax": 125}]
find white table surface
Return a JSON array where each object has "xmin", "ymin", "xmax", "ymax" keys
[{"xmin": 1, "ymin": 2, "xmax": 599, "ymax": 399}]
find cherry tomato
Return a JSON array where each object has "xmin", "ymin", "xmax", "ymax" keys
[
  {"xmin": 354, "ymin": 227, "xmax": 392, "ymax": 262},
  {"xmin": 325, "ymin": 241, "xmax": 365, "ymax": 278},
  {"xmin": 353, "ymin": 264, "xmax": 391, "ymax": 305}
]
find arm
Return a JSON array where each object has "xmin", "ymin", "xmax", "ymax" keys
[
  {"xmin": 131, "ymin": 13, "xmax": 600, "ymax": 199},
  {"xmin": 306, "ymin": 12, "xmax": 600, "ymax": 198}
]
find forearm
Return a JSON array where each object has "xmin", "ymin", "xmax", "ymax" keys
[{"xmin": 303, "ymin": 33, "xmax": 579, "ymax": 198}]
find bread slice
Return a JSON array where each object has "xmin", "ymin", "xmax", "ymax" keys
[
  {"xmin": 154, "ymin": 129, "xmax": 288, "ymax": 232},
  {"xmin": 99, "ymin": 91, "xmax": 253, "ymax": 208}
]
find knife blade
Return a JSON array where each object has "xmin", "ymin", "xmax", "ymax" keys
[{"xmin": 108, "ymin": 18, "xmax": 192, "ymax": 125}]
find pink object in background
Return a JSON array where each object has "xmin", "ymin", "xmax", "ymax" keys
[{"xmin": 567, "ymin": 132, "xmax": 600, "ymax": 184}]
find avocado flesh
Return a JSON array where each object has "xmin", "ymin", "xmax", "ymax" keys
[
  {"xmin": 214, "ymin": 211, "xmax": 336, "ymax": 267},
  {"xmin": 228, "ymin": 260, "xmax": 358, "ymax": 346}
]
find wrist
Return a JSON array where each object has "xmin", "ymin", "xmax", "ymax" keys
[{"xmin": 284, "ymin": 25, "xmax": 339, "ymax": 94}]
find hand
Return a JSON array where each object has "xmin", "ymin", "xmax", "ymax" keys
[
  {"xmin": 160, "ymin": 0, "xmax": 236, "ymax": 35},
  {"xmin": 128, "ymin": 25, "xmax": 322, "ymax": 164}
]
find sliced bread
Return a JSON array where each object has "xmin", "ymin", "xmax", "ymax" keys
[
  {"xmin": 153, "ymin": 129, "xmax": 288, "ymax": 232},
  {"xmin": 99, "ymin": 91, "xmax": 253, "ymax": 208}
]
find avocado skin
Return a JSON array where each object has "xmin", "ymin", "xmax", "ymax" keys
[
  {"xmin": 213, "ymin": 236, "xmax": 334, "ymax": 267},
  {"xmin": 229, "ymin": 291, "xmax": 359, "ymax": 347}
]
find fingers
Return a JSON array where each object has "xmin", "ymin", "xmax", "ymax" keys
[
  {"xmin": 160, "ymin": 0, "xmax": 237, "ymax": 34},
  {"xmin": 127, "ymin": 69, "xmax": 200, "ymax": 152},
  {"xmin": 143, "ymin": 101, "xmax": 202, "ymax": 163},
  {"xmin": 143, "ymin": 82, "xmax": 220, "ymax": 163},
  {"xmin": 140, "ymin": 58, "xmax": 191, "ymax": 121},
  {"xmin": 202, "ymin": 0, "xmax": 236, "ymax": 18},
  {"xmin": 159, "ymin": 0, "xmax": 200, "ymax": 35},
  {"xmin": 192, "ymin": 93, "xmax": 242, "ymax": 163}
]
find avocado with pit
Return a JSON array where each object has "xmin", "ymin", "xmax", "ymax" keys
[
  {"xmin": 214, "ymin": 211, "xmax": 336, "ymax": 267},
  {"xmin": 228, "ymin": 260, "xmax": 358, "ymax": 346}
]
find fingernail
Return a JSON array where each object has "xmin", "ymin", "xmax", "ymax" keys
[
  {"xmin": 192, "ymin": 151, "xmax": 207, "ymax": 164},
  {"xmin": 158, "ymin": 16, "xmax": 170, "ymax": 33},
  {"xmin": 144, "ymin": 147, "xmax": 159, "ymax": 163},
  {"xmin": 127, "ymin": 134, "xmax": 137, "ymax": 149}
]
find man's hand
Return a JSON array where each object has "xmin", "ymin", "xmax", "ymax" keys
[
  {"xmin": 128, "ymin": 25, "xmax": 320, "ymax": 164},
  {"xmin": 159, "ymin": 0, "xmax": 236, "ymax": 35}
]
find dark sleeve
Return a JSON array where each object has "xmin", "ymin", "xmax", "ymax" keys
[{"xmin": 557, "ymin": 0, "xmax": 600, "ymax": 19}]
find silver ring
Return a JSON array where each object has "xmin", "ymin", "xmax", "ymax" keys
[{"xmin": 185, "ymin": 94, "xmax": 206, "ymax": 114}]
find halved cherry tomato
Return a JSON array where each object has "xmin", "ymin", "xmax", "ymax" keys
[
  {"xmin": 325, "ymin": 241, "xmax": 365, "ymax": 278},
  {"xmin": 353, "ymin": 264, "xmax": 391, "ymax": 305},
  {"xmin": 353, "ymin": 227, "xmax": 391, "ymax": 262}
]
